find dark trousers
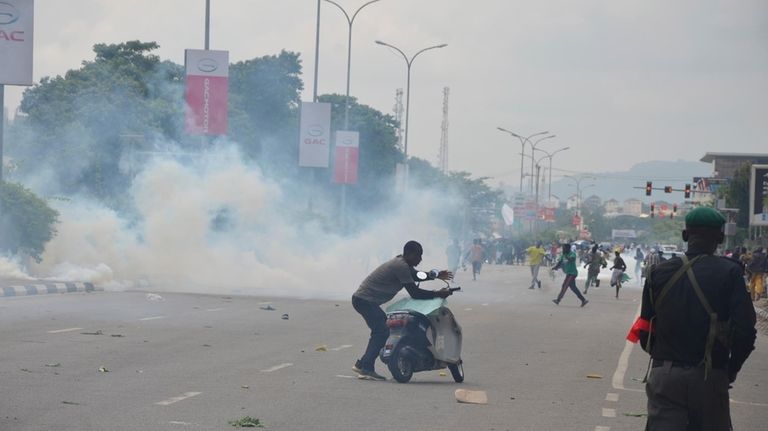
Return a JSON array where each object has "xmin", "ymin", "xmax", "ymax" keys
[
  {"xmin": 645, "ymin": 361, "xmax": 731, "ymax": 431},
  {"xmin": 352, "ymin": 295, "xmax": 389, "ymax": 371},
  {"xmin": 557, "ymin": 274, "xmax": 586, "ymax": 302}
]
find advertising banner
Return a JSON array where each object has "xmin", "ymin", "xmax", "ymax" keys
[
  {"xmin": 749, "ymin": 165, "xmax": 768, "ymax": 226},
  {"xmin": 184, "ymin": 49, "xmax": 228, "ymax": 135},
  {"xmin": 298, "ymin": 102, "xmax": 331, "ymax": 168},
  {"xmin": 0, "ymin": 0, "xmax": 34, "ymax": 85},
  {"xmin": 333, "ymin": 131, "xmax": 359, "ymax": 184}
]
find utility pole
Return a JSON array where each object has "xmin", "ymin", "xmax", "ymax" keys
[
  {"xmin": 393, "ymin": 88, "xmax": 404, "ymax": 149},
  {"xmin": 438, "ymin": 87, "xmax": 449, "ymax": 173}
]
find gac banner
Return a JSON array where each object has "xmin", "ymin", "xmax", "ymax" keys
[
  {"xmin": 185, "ymin": 49, "xmax": 228, "ymax": 135},
  {"xmin": 298, "ymin": 102, "xmax": 331, "ymax": 168},
  {"xmin": 749, "ymin": 164, "xmax": 768, "ymax": 227},
  {"xmin": 0, "ymin": 0, "xmax": 34, "ymax": 85},
  {"xmin": 333, "ymin": 131, "xmax": 359, "ymax": 184}
]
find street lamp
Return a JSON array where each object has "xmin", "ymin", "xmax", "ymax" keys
[
  {"xmin": 529, "ymin": 134, "xmax": 556, "ymax": 193},
  {"xmin": 565, "ymin": 175, "xmax": 595, "ymax": 233},
  {"xmin": 376, "ymin": 40, "xmax": 447, "ymax": 170},
  {"xmin": 497, "ymin": 128, "xmax": 549, "ymax": 193},
  {"xmin": 324, "ymin": 0, "xmax": 381, "ymax": 128},
  {"xmin": 534, "ymin": 146, "xmax": 570, "ymax": 203}
]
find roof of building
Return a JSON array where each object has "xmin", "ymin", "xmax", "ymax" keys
[{"xmin": 700, "ymin": 152, "xmax": 768, "ymax": 163}]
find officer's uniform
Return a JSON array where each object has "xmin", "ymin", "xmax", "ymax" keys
[{"xmin": 634, "ymin": 208, "xmax": 756, "ymax": 431}]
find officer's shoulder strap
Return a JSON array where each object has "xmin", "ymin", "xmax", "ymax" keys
[{"xmin": 653, "ymin": 254, "xmax": 705, "ymax": 308}]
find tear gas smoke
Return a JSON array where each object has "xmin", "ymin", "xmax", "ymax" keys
[{"xmin": 21, "ymin": 144, "xmax": 453, "ymax": 300}]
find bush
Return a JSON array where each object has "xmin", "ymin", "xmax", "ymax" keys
[{"xmin": 0, "ymin": 181, "xmax": 59, "ymax": 262}]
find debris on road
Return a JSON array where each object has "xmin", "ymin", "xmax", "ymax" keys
[
  {"xmin": 228, "ymin": 416, "xmax": 264, "ymax": 428},
  {"xmin": 241, "ymin": 385, "xmax": 249, "ymax": 389},
  {"xmin": 61, "ymin": 401, "xmax": 80, "ymax": 406},
  {"xmin": 146, "ymin": 293, "xmax": 164, "ymax": 302},
  {"xmin": 439, "ymin": 371, "xmax": 447, "ymax": 377},
  {"xmin": 586, "ymin": 374, "xmax": 603, "ymax": 379},
  {"xmin": 624, "ymin": 412, "xmax": 648, "ymax": 417},
  {"xmin": 315, "ymin": 345, "xmax": 328, "ymax": 352},
  {"xmin": 98, "ymin": 366, "xmax": 110, "ymax": 373},
  {"xmin": 20, "ymin": 368, "xmax": 31, "ymax": 373},
  {"xmin": 80, "ymin": 330, "xmax": 103, "ymax": 336},
  {"xmin": 455, "ymin": 389, "xmax": 488, "ymax": 405},
  {"xmin": 202, "ymin": 344, "xmax": 212, "ymax": 347},
  {"xmin": 259, "ymin": 304, "xmax": 276, "ymax": 311},
  {"xmin": 281, "ymin": 314, "xmax": 289, "ymax": 320},
  {"xmin": 45, "ymin": 363, "xmax": 61, "ymax": 367},
  {"xmin": 110, "ymin": 334, "xmax": 125, "ymax": 337}
]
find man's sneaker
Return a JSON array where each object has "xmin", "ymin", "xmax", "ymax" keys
[
  {"xmin": 352, "ymin": 360, "xmax": 363, "ymax": 374},
  {"xmin": 357, "ymin": 368, "xmax": 387, "ymax": 381},
  {"xmin": 552, "ymin": 299, "xmax": 560, "ymax": 305},
  {"xmin": 537, "ymin": 280, "xmax": 542, "ymax": 289},
  {"xmin": 581, "ymin": 299, "xmax": 589, "ymax": 308}
]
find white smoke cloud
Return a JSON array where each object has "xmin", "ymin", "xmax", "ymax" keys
[{"xmin": 24, "ymin": 143, "xmax": 452, "ymax": 300}]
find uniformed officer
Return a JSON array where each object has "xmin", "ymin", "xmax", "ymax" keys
[{"xmin": 627, "ymin": 207, "xmax": 756, "ymax": 430}]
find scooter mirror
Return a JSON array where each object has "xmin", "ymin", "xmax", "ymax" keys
[{"xmin": 415, "ymin": 271, "xmax": 429, "ymax": 281}]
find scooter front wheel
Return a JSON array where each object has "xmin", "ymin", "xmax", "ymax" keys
[
  {"xmin": 448, "ymin": 360, "xmax": 464, "ymax": 383},
  {"xmin": 388, "ymin": 349, "xmax": 414, "ymax": 383}
]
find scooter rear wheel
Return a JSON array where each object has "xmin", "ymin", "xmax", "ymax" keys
[
  {"xmin": 448, "ymin": 360, "xmax": 464, "ymax": 383},
  {"xmin": 388, "ymin": 350, "xmax": 414, "ymax": 383}
]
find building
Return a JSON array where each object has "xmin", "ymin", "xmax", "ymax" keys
[
  {"xmin": 604, "ymin": 199, "xmax": 620, "ymax": 214},
  {"xmin": 700, "ymin": 152, "xmax": 768, "ymax": 180},
  {"xmin": 623, "ymin": 198, "xmax": 643, "ymax": 216},
  {"xmin": 583, "ymin": 194, "xmax": 602, "ymax": 209}
]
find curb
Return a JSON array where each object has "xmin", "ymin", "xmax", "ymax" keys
[{"xmin": 1, "ymin": 282, "xmax": 102, "ymax": 298}]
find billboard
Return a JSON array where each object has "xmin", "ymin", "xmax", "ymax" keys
[
  {"xmin": 0, "ymin": 0, "xmax": 34, "ymax": 85},
  {"xmin": 749, "ymin": 164, "xmax": 768, "ymax": 227},
  {"xmin": 184, "ymin": 49, "xmax": 228, "ymax": 135},
  {"xmin": 298, "ymin": 102, "xmax": 331, "ymax": 168},
  {"xmin": 333, "ymin": 131, "xmax": 359, "ymax": 184}
]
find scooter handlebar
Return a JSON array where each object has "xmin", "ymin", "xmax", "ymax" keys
[{"xmin": 449, "ymin": 287, "xmax": 462, "ymax": 292}]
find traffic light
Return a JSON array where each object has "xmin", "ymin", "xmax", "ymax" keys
[
  {"xmin": 671, "ymin": 204, "xmax": 678, "ymax": 219},
  {"xmin": 684, "ymin": 183, "xmax": 691, "ymax": 199},
  {"xmin": 650, "ymin": 202, "xmax": 655, "ymax": 218},
  {"xmin": 664, "ymin": 186, "xmax": 672, "ymax": 193},
  {"xmin": 646, "ymin": 181, "xmax": 652, "ymax": 196}
]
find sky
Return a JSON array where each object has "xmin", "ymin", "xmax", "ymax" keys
[{"xmin": 4, "ymin": 0, "xmax": 768, "ymax": 188}]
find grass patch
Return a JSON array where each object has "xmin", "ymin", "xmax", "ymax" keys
[{"xmin": 228, "ymin": 416, "xmax": 264, "ymax": 428}]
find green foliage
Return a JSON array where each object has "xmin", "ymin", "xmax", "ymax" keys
[
  {"xmin": 722, "ymin": 162, "xmax": 751, "ymax": 228},
  {"xmin": 228, "ymin": 416, "xmax": 264, "ymax": 428},
  {"xmin": 0, "ymin": 182, "xmax": 59, "ymax": 262}
]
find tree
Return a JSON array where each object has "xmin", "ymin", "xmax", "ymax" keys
[
  {"xmin": 0, "ymin": 182, "xmax": 59, "ymax": 262},
  {"xmin": 722, "ymin": 162, "xmax": 751, "ymax": 228}
]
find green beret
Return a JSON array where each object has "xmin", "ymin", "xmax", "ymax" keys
[{"xmin": 685, "ymin": 207, "xmax": 726, "ymax": 228}]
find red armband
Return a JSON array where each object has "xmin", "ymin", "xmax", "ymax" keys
[{"xmin": 626, "ymin": 317, "xmax": 653, "ymax": 343}]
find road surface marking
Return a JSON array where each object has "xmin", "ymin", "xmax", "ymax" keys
[
  {"xmin": 464, "ymin": 308, "xmax": 473, "ymax": 311},
  {"xmin": 612, "ymin": 305, "xmax": 643, "ymax": 393},
  {"xmin": 602, "ymin": 408, "xmax": 616, "ymax": 418},
  {"xmin": 481, "ymin": 303, "xmax": 489, "ymax": 306},
  {"xmin": 730, "ymin": 398, "xmax": 768, "ymax": 407},
  {"xmin": 336, "ymin": 374, "xmax": 358, "ymax": 379},
  {"xmin": 261, "ymin": 363, "xmax": 293, "ymax": 373},
  {"xmin": 329, "ymin": 344, "xmax": 353, "ymax": 351},
  {"xmin": 155, "ymin": 392, "xmax": 201, "ymax": 406},
  {"xmin": 595, "ymin": 427, "xmax": 610, "ymax": 431},
  {"xmin": 47, "ymin": 327, "xmax": 83, "ymax": 334},
  {"xmin": 168, "ymin": 421, "xmax": 196, "ymax": 426},
  {"xmin": 605, "ymin": 393, "xmax": 619, "ymax": 402},
  {"xmin": 140, "ymin": 316, "xmax": 166, "ymax": 321},
  {"xmin": 206, "ymin": 308, "xmax": 223, "ymax": 312}
]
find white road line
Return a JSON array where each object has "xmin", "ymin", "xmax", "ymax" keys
[
  {"xmin": 602, "ymin": 408, "xmax": 616, "ymax": 418},
  {"xmin": 168, "ymin": 421, "xmax": 196, "ymax": 426},
  {"xmin": 47, "ymin": 327, "xmax": 83, "ymax": 334},
  {"xmin": 336, "ymin": 374, "xmax": 358, "ymax": 379},
  {"xmin": 464, "ymin": 308, "xmax": 473, "ymax": 311},
  {"xmin": 260, "ymin": 363, "xmax": 293, "ymax": 373},
  {"xmin": 329, "ymin": 344, "xmax": 353, "ymax": 351},
  {"xmin": 140, "ymin": 316, "xmax": 166, "ymax": 321},
  {"xmin": 612, "ymin": 304, "xmax": 644, "ymax": 393},
  {"xmin": 206, "ymin": 308, "xmax": 223, "ymax": 312},
  {"xmin": 605, "ymin": 393, "xmax": 619, "ymax": 402},
  {"xmin": 595, "ymin": 426, "xmax": 610, "ymax": 431},
  {"xmin": 730, "ymin": 398, "xmax": 768, "ymax": 407},
  {"xmin": 155, "ymin": 392, "xmax": 202, "ymax": 406}
]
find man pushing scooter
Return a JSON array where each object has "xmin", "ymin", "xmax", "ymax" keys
[{"xmin": 351, "ymin": 241, "xmax": 453, "ymax": 380}]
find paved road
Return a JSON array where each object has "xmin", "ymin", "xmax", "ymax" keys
[{"xmin": 1, "ymin": 264, "xmax": 766, "ymax": 430}]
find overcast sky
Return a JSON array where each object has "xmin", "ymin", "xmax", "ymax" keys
[{"xmin": 4, "ymin": 0, "xmax": 768, "ymax": 187}]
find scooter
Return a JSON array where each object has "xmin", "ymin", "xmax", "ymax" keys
[{"xmin": 379, "ymin": 271, "xmax": 464, "ymax": 383}]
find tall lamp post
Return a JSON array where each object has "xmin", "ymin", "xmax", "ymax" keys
[
  {"xmin": 565, "ymin": 175, "xmax": 595, "ymax": 234},
  {"xmin": 497, "ymin": 128, "xmax": 549, "ymax": 193},
  {"xmin": 528, "ymin": 134, "xmax": 556, "ymax": 193},
  {"xmin": 324, "ymin": 0, "xmax": 381, "ymax": 128},
  {"xmin": 534, "ymin": 146, "xmax": 570, "ymax": 203},
  {"xmin": 376, "ymin": 40, "xmax": 447, "ymax": 182}
]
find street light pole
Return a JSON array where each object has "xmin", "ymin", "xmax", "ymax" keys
[
  {"xmin": 325, "ymin": 0, "xmax": 381, "ymax": 129},
  {"xmin": 204, "ymin": 0, "xmax": 211, "ymax": 49},
  {"xmin": 376, "ymin": 40, "xmax": 447, "ymax": 187},
  {"xmin": 497, "ymin": 128, "xmax": 548, "ymax": 193},
  {"xmin": 565, "ymin": 175, "xmax": 595, "ymax": 234},
  {"xmin": 529, "ymin": 134, "xmax": 555, "ymax": 193},
  {"xmin": 534, "ymin": 146, "xmax": 570, "ymax": 203}
]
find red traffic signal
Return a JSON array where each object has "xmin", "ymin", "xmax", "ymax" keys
[
  {"xmin": 664, "ymin": 186, "xmax": 672, "ymax": 193},
  {"xmin": 646, "ymin": 181, "xmax": 652, "ymax": 196},
  {"xmin": 684, "ymin": 183, "xmax": 691, "ymax": 199}
]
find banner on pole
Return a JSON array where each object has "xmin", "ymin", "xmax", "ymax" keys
[
  {"xmin": 333, "ymin": 131, "xmax": 359, "ymax": 184},
  {"xmin": 501, "ymin": 203, "xmax": 514, "ymax": 226},
  {"xmin": 0, "ymin": 0, "xmax": 34, "ymax": 85},
  {"xmin": 298, "ymin": 102, "xmax": 331, "ymax": 168},
  {"xmin": 184, "ymin": 49, "xmax": 228, "ymax": 135},
  {"xmin": 749, "ymin": 165, "xmax": 768, "ymax": 226}
]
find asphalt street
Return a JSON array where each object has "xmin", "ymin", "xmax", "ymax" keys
[{"xmin": 1, "ymin": 263, "xmax": 766, "ymax": 431}]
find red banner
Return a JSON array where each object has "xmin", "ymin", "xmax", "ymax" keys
[
  {"xmin": 333, "ymin": 131, "xmax": 359, "ymax": 184},
  {"xmin": 185, "ymin": 49, "xmax": 228, "ymax": 136}
]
